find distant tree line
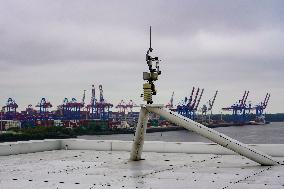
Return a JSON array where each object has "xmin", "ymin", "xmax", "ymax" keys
[
  {"xmin": 265, "ymin": 113, "xmax": 284, "ymax": 122},
  {"xmin": 0, "ymin": 122, "xmax": 133, "ymax": 142},
  {"xmin": 210, "ymin": 113, "xmax": 284, "ymax": 122},
  {"xmin": 0, "ymin": 126, "xmax": 76, "ymax": 142}
]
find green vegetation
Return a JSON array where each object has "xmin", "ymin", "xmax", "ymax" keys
[
  {"xmin": 1, "ymin": 113, "xmax": 284, "ymax": 143},
  {"xmin": 265, "ymin": 113, "xmax": 284, "ymax": 122},
  {"xmin": 73, "ymin": 121, "xmax": 110, "ymax": 135},
  {"xmin": 210, "ymin": 113, "xmax": 284, "ymax": 122},
  {"xmin": 149, "ymin": 119, "xmax": 159, "ymax": 127},
  {"xmin": 0, "ymin": 126, "xmax": 76, "ymax": 142},
  {"xmin": 0, "ymin": 120, "xmax": 119, "ymax": 142}
]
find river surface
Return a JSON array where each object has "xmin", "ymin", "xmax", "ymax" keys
[{"xmin": 78, "ymin": 122, "xmax": 284, "ymax": 144}]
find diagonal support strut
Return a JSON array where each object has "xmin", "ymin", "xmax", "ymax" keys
[{"xmin": 130, "ymin": 105, "xmax": 279, "ymax": 166}]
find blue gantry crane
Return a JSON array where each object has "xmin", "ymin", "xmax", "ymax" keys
[
  {"xmin": 253, "ymin": 93, "xmax": 270, "ymax": 122},
  {"xmin": 86, "ymin": 84, "xmax": 97, "ymax": 119},
  {"xmin": 35, "ymin": 98, "xmax": 53, "ymax": 121},
  {"xmin": 95, "ymin": 85, "xmax": 113, "ymax": 120},
  {"xmin": 61, "ymin": 98, "xmax": 70, "ymax": 120},
  {"xmin": 61, "ymin": 97, "xmax": 84, "ymax": 120},
  {"xmin": 177, "ymin": 87, "xmax": 204, "ymax": 120},
  {"xmin": 222, "ymin": 91, "xmax": 252, "ymax": 123},
  {"xmin": 68, "ymin": 98, "xmax": 84, "ymax": 120},
  {"xmin": 86, "ymin": 84, "xmax": 113, "ymax": 120}
]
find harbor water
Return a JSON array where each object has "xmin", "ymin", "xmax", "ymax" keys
[{"xmin": 78, "ymin": 122, "xmax": 284, "ymax": 144}]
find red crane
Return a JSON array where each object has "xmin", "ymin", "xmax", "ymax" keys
[
  {"xmin": 127, "ymin": 100, "xmax": 139, "ymax": 112},
  {"xmin": 116, "ymin": 100, "xmax": 127, "ymax": 114}
]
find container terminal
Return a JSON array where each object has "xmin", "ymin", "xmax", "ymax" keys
[{"xmin": 0, "ymin": 85, "xmax": 271, "ymax": 133}]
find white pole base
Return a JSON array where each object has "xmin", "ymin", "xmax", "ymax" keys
[{"xmin": 130, "ymin": 107, "xmax": 149, "ymax": 161}]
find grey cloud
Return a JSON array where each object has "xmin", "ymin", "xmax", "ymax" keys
[{"xmin": 0, "ymin": 0, "xmax": 283, "ymax": 113}]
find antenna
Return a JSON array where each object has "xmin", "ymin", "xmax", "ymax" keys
[{"xmin": 149, "ymin": 26, "xmax": 152, "ymax": 51}]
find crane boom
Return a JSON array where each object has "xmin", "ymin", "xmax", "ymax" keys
[
  {"xmin": 209, "ymin": 90, "xmax": 218, "ymax": 111},
  {"xmin": 243, "ymin": 91, "xmax": 250, "ymax": 106},
  {"xmin": 99, "ymin": 85, "xmax": 104, "ymax": 102},
  {"xmin": 240, "ymin": 91, "xmax": 247, "ymax": 105},
  {"xmin": 188, "ymin": 87, "xmax": 195, "ymax": 106},
  {"xmin": 191, "ymin": 88, "xmax": 200, "ymax": 109},
  {"xmin": 170, "ymin": 91, "xmax": 174, "ymax": 107},
  {"xmin": 91, "ymin": 85, "xmax": 96, "ymax": 105},
  {"xmin": 194, "ymin": 88, "xmax": 204, "ymax": 110},
  {"xmin": 264, "ymin": 93, "xmax": 270, "ymax": 108},
  {"xmin": 263, "ymin": 93, "xmax": 269, "ymax": 106},
  {"xmin": 82, "ymin": 90, "xmax": 86, "ymax": 104}
]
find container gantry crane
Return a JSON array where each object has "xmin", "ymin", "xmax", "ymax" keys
[
  {"xmin": 177, "ymin": 88, "xmax": 194, "ymax": 119},
  {"xmin": 21, "ymin": 104, "xmax": 37, "ymax": 127},
  {"xmin": 60, "ymin": 97, "xmax": 84, "ymax": 120},
  {"xmin": 35, "ymin": 98, "xmax": 53, "ymax": 121},
  {"xmin": 254, "ymin": 93, "xmax": 270, "ymax": 120},
  {"xmin": 115, "ymin": 100, "xmax": 139, "ymax": 122},
  {"xmin": 87, "ymin": 84, "xmax": 113, "ymax": 120},
  {"xmin": 222, "ymin": 91, "xmax": 252, "ymax": 123},
  {"xmin": 127, "ymin": 100, "xmax": 139, "ymax": 113},
  {"xmin": 116, "ymin": 100, "xmax": 127, "ymax": 114},
  {"xmin": 177, "ymin": 87, "xmax": 204, "ymax": 120},
  {"xmin": 86, "ymin": 84, "xmax": 97, "ymax": 119},
  {"xmin": 68, "ymin": 98, "xmax": 84, "ymax": 120},
  {"xmin": 2, "ymin": 98, "xmax": 18, "ymax": 120},
  {"xmin": 97, "ymin": 85, "xmax": 113, "ymax": 120},
  {"xmin": 114, "ymin": 100, "xmax": 127, "ymax": 121},
  {"xmin": 61, "ymin": 98, "xmax": 70, "ymax": 120},
  {"xmin": 201, "ymin": 90, "xmax": 218, "ymax": 123}
]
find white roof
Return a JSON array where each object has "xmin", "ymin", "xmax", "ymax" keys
[{"xmin": 0, "ymin": 148, "xmax": 284, "ymax": 189}]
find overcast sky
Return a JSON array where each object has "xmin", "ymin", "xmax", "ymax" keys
[{"xmin": 0, "ymin": 0, "xmax": 283, "ymax": 113}]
